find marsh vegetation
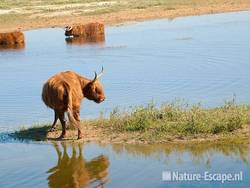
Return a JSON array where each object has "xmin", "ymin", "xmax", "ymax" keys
[{"xmin": 13, "ymin": 99, "xmax": 250, "ymax": 143}]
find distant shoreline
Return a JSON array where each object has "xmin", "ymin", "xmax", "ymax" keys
[{"xmin": 0, "ymin": 1, "xmax": 250, "ymax": 32}]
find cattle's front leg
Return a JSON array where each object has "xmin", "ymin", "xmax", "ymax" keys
[{"xmin": 73, "ymin": 108, "xmax": 82, "ymax": 139}]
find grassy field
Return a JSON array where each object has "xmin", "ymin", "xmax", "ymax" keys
[
  {"xmin": 13, "ymin": 99, "xmax": 250, "ymax": 143},
  {"xmin": 0, "ymin": 0, "xmax": 250, "ymax": 31}
]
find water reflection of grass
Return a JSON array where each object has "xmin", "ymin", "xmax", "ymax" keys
[
  {"xmin": 111, "ymin": 141, "xmax": 250, "ymax": 165},
  {"xmin": 12, "ymin": 99, "xmax": 250, "ymax": 143}
]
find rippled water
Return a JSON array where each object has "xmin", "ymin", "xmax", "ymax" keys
[
  {"xmin": 1, "ymin": 11, "xmax": 250, "ymax": 130},
  {"xmin": 0, "ymin": 141, "xmax": 250, "ymax": 188},
  {"xmin": 1, "ymin": 11, "xmax": 250, "ymax": 188}
]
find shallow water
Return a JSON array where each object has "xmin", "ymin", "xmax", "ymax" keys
[
  {"xmin": 0, "ymin": 141, "xmax": 250, "ymax": 188},
  {"xmin": 1, "ymin": 11, "xmax": 250, "ymax": 188}
]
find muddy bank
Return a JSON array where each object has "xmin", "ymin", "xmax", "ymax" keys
[{"xmin": 10, "ymin": 123, "xmax": 250, "ymax": 144}]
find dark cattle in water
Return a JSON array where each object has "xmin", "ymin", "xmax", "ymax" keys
[
  {"xmin": 0, "ymin": 31, "xmax": 24, "ymax": 46},
  {"xmin": 42, "ymin": 67, "xmax": 105, "ymax": 139},
  {"xmin": 65, "ymin": 22, "xmax": 105, "ymax": 42}
]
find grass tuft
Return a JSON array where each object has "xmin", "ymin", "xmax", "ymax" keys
[
  {"xmin": 12, "ymin": 99, "xmax": 250, "ymax": 143},
  {"xmin": 98, "ymin": 100, "xmax": 250, "ymax": 136}
]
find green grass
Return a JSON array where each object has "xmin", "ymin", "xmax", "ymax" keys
[
  {"xmin": 12, "ymin": 99, "xmax": 250, "ymax": 143},
  {"xmin": 81, "ymin": 99, "xmax": 250, "ymax": 142},
  {"xmin": 99, "ymin": 100, "xmax": 250, "ymax": 129}
]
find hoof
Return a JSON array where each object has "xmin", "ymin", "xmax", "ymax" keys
[
  {"xmin": 49, "ymin": 127, "xmax": 56, "ymax": 132},
  {"xmin": 77, "ymin": 135, "xmax": 83, "ymax": 140}
]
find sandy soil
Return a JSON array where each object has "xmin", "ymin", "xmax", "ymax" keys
[
  {"xmin": 46, "ymin": 124, "xmax": 143, "ymax": 144},
  {"xmin": 1, "ymin": 3, "xmax": 250, "ymax": 32},
  {"xmin": 45, "ymin": 124, "xmax": 250, "ymax": 144}
]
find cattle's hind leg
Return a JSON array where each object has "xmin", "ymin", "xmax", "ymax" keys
[
  {"xmin": 73, "ymin": 108, "xmax": 82, "ymax": 139},
  {"xmin": 49, "ymin": 110, "xmax": 59, "ymax": 132},
  {"xmin": 58, "ymin": 112, "xmax": 66, "ymax": 139}
]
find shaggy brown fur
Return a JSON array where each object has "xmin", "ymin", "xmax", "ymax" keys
[
  {"xmin": 65, "ymin": 22, "xmax": 105, "ymax": 42},
  {"xmin": 0, "ymin": 31, "xmax": 24, "ymax": 45},
  {"xmin": 42, "ymin": 69, "xmax": 105, "ymax": 139}
]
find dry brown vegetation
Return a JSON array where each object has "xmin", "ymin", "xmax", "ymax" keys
[{"xmin": 0, "ymin": 0, "xmax": 250, "ymax": 31}]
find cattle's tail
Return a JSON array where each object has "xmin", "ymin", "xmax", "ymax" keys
[{"xmin": 63, "ymin": 82, "xmax": 79, "ymax": 128}]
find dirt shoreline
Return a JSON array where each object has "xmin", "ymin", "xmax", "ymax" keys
[
  {"xmin": 1, "ymin": 5, "xmax": 250, "ymax": 32},
  {"xmin": 13, "ymin": 123, "xmax": 250, "ymax": 144},
  {"xmin": 47, "ymin": 124, "xmax": 250, "ymax": 144}
]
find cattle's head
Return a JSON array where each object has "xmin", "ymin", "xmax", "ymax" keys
[
  {"xmin": 65, "ymin": 25, "xmax": 73, "ymax": 37},
  {"xmin": 83, "ymin": 67, "xmax": 105, "ymax": 103}
]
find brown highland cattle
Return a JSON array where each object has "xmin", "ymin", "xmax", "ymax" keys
[
  {"xmin": 0, "ymin": 31, "xmax": 25, "ymax": 45},
  {"xmin": 42, "ymin": 67, "xmax": 105, "ymax": 139},
  {"xmin": 65, "ymin": 22, "xmax": 105, "ymax": 42}
]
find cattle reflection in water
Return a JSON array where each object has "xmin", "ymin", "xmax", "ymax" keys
[
  {"xmin": 47, "ymin": 142, "xmax": 109, "ymax": 188},
  {"xmin": 65, "ymin": 36, "xmax": 105, "ymax": 45},
  {"xmin": 0, "ymin": 43, "xmax": 25, "ymax": 50}
]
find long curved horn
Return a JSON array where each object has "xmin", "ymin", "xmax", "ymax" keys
[
  {"xmin": 92, "ymin": 72, "xmax": 97, "ymax": 82},
  {"xmin": 97, "ymin": 66, "xmax": 104, "ymax": 79},
  {"xmin": 92, "ymin": 66, "xmax": 104, "ymax": 82}
]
